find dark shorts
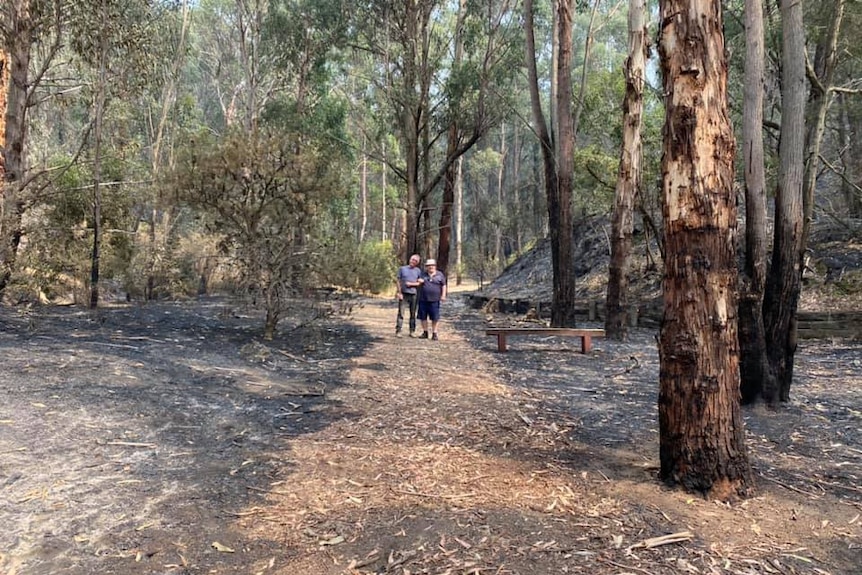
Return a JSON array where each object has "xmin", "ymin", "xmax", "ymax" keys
[{"xmin": 417, "ymin": 300, "xmax": 441, "ymax": 322}]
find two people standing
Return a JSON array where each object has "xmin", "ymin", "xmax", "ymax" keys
[{"xmin": 395, "ymin": 255, "xmax": 447, "ymax": 340}]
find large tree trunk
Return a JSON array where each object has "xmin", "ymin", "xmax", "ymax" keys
[
  {"xmin": 551, "ymin": 0, "xmax": 576, "ymax": 327},
  {"xmin": 738, "ymin": 0, "xmax": 773, "ymax": 404},
  {"xmin": 605, "ymin": 0, "xmax": 646, "ymax": 340},
  {"xmin": 525, "ymin": 0, "xmax": 576, "ymax": 327},
  {"xmin": 657, "ymin": 0, "xmax": 752, "ymax": 500},
  {"xmin": 0, "ymin": 52, "xmax": 7, "ymax": 164},
  {"xmin": 0, "ymin": 1, "xmax": 31, "ymax": 296},
  {"xmin": 763, "ymin": 0, "xmax": 807, "ymax": 404}
]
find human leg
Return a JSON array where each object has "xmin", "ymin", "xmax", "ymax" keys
[
  {"xmin": 417, "ymin": 301, "xmax": 430, "ymax": 337},
  {"xmin": 396, "ymin": 297, "xmax": 406, "ymax": 334},
  {"xmin": 428, "ymin": 302, "xmax": 441, "ymax": 339},
  {"xmin": 407, "ymin": 293, "xmax": 419, "ymax": 334}
]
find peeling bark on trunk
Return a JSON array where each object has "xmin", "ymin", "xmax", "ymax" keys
[
  {"xmin": 606, "ymin": 0, "xmax": 646, "ymax": 340},
  {"xmin": 657, "ymin": 0, "xmax": 752, "ymax": 499},
  {"xmin": 0, "ymin": 1, "xmax": 31, "ymax": 296}
]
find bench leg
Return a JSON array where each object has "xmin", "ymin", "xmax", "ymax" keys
[
  {"xmin": 496, "ymin": 334, "xmax": 508, "ymax": 352},
  {"xmin": 581, "ymin": 336, "xmax": 592, "ymax": 354}
]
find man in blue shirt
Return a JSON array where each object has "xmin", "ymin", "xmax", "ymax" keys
[
  {"xmin": 417, "ymin": 259, "xmax": 447, "ymax": 340},
  {"xmin": 395, "ymin": 254, "xmax": 423, "ymax": 337}
]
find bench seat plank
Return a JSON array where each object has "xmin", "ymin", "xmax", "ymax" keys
[{"xmin": 485, "ymin": 327, "xmax": 605, "ymax": 353}]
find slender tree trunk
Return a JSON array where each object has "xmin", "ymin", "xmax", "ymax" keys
[
  {"xmin": 512, "ymin": 126, "xmax": 522, "ymax": 253},
  {"xmin": 738, "ymin": 0, "xmax": 772, "ymax": 404},
  {"xmin": 144, "ymin": 0, "xmax": 190, "ymax": 301},
  {"xmin": 572, "ymin": 0, "xmax": 601, "ymax": 139},
  {"xmin": 382, "ymin": 139, "xmax": 387, "ymax": 241},
  {"xmin": 438, "ymin": 128, "xmax": 456, "ymax": 272},
  {"xmin": 657, "ymin": 0, "xmax": 752, "ymax": 500},
  {"xmin": 763, "ymin": 0, "xmax": 807, "ymax": 404},
  {"xmin": 606, "ymin": 0, "xmax": 646, "ymax": 340},
  {"xmin": 360, "ymin": 136, "xmax": 368, "ymax": 242},
  {"xmin": 495, "ymin": 122, "xmax": 506, "ymax": 264},
  {"xmin": 801, "ymin": 0, "xmax": 844, "ymax": 252},
  {"xmin": 436, "ymin": 0, "xmax": 466, "ymax": 275},
  {"xmin": 401, "ymin": 1, "xmax": 421, "ymax": 257},
  {"xmin": 89, "ymin": 30, "xmax": 108, "ymax": 309},
  {"xmin": 455, "ymin": 155, "xmax": 464, "ymax": 285},
  {"xmin": 839, "ymin": 94, "xmax": 862, "ymax": 217}
]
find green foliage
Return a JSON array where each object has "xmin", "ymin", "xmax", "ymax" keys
[
  {"xmin": 574, "ymin": 144, "xmax": 617, "ymax": 215},
  {"xmin": 319, "ymin": 237, "xmax": 398, "ymax": 294}
]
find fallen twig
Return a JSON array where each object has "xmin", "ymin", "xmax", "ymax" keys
[
  {"xmin": 105, "ymin": 441, "xmax": 156, "ymax": 448},
  {"xmin": 627, "ymin": 530, "xmax": 693, "ymax": 552}
]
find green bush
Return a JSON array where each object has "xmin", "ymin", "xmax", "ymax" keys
[{"xmin": 318, "ymin": 238, "xmax": 397, "ymax": 294}]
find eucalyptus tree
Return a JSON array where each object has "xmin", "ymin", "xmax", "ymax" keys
[
  {"xmin": 657, "ymin": 0, "xmax": 752, "ymax": 498},
  {"xmin": 762, "ymin": 0, "xmax": 807, "ymax": 403},
  {"xmin": 141, "ymin": 0, "xmax": 192, "ymax": 300},
  {"xmin": 605, "ymin": 0, "xmax": 646, "ymax": 339},
  {"xmin": 738, "ymin": 0, "xmax": 772, "ymax": 404},
  {"xmin": 0, "ymin": 0, "xmax": 64, "ymax": 296},
  {"xmin": 351, "ymin": 0, "xmax": 520, "ymax": 261},
  {"xmin": 525, "ymin": 0, "xmax": 577, "ymax": 327},
  {"xmin": 801, "ymin": 0, "xmax": 845, "ymax": 247}
]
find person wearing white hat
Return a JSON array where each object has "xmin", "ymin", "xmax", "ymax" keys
[{"xmin": 417, "ymin": 259, "xmax": 447, "ymax": 340}]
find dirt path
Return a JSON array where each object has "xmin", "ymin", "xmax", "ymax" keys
[{"xmin": 1, "ymin": 296, "xmax": 860, "ymax": 574}]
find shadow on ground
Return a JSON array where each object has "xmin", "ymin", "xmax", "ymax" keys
[{"xmin": 0, "ymin": 297, "xmax": 374, "ymax": 574}]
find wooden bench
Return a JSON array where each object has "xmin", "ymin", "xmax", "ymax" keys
[{"xmin": 485, "ymin": 327, "xmax": 605, "ymax": 353}]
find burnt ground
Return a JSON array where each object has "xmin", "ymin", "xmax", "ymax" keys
[{"xmin": 0, "ymin": 292, "xmax": 860, "ymax": 575}]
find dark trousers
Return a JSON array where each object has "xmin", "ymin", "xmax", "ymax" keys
[{"xmin": 396, "ymin": 293, "xmax": 418, "ymax": 334}]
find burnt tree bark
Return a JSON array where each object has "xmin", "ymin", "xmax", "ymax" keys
[
  {"xmin": 763, "ymin": 0, "xmax": 806, "ymax": 403},
  {"xmin": 525, "ymin": 0, "xmax": 577, "ymax": 327},
  {"xmin": 657, "ymin": 0, "xmax": 753, "ymax": 499},
  {"xmin": 738, "ymin": 0, "xmax": 773, "ymax": 404}
]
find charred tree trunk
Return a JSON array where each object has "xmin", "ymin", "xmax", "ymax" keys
[
  {"xmin": 606, "ymin": 0, "xmax": 646, "ymax": 340},
  {"xmin": 551, "ymin": 0, "xmax": 577, "ymax": 327},
  {"xmin": 763, "ymin": 0, "xmax": 806, "ymax": 403},
  {"xmin": 525, "ymin": 0, "xmax": 577, "ymax": 327},
  {"xmin": 657, "ymin": 0, "xmax": 753, "ymax": 500},
  {"xmin": 738, "ymin": 0, "xmax": 773, "ymax": 404},
  {"xmin": 437, "ymin": 151, "xmax": 454, "ymax": 273}
]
